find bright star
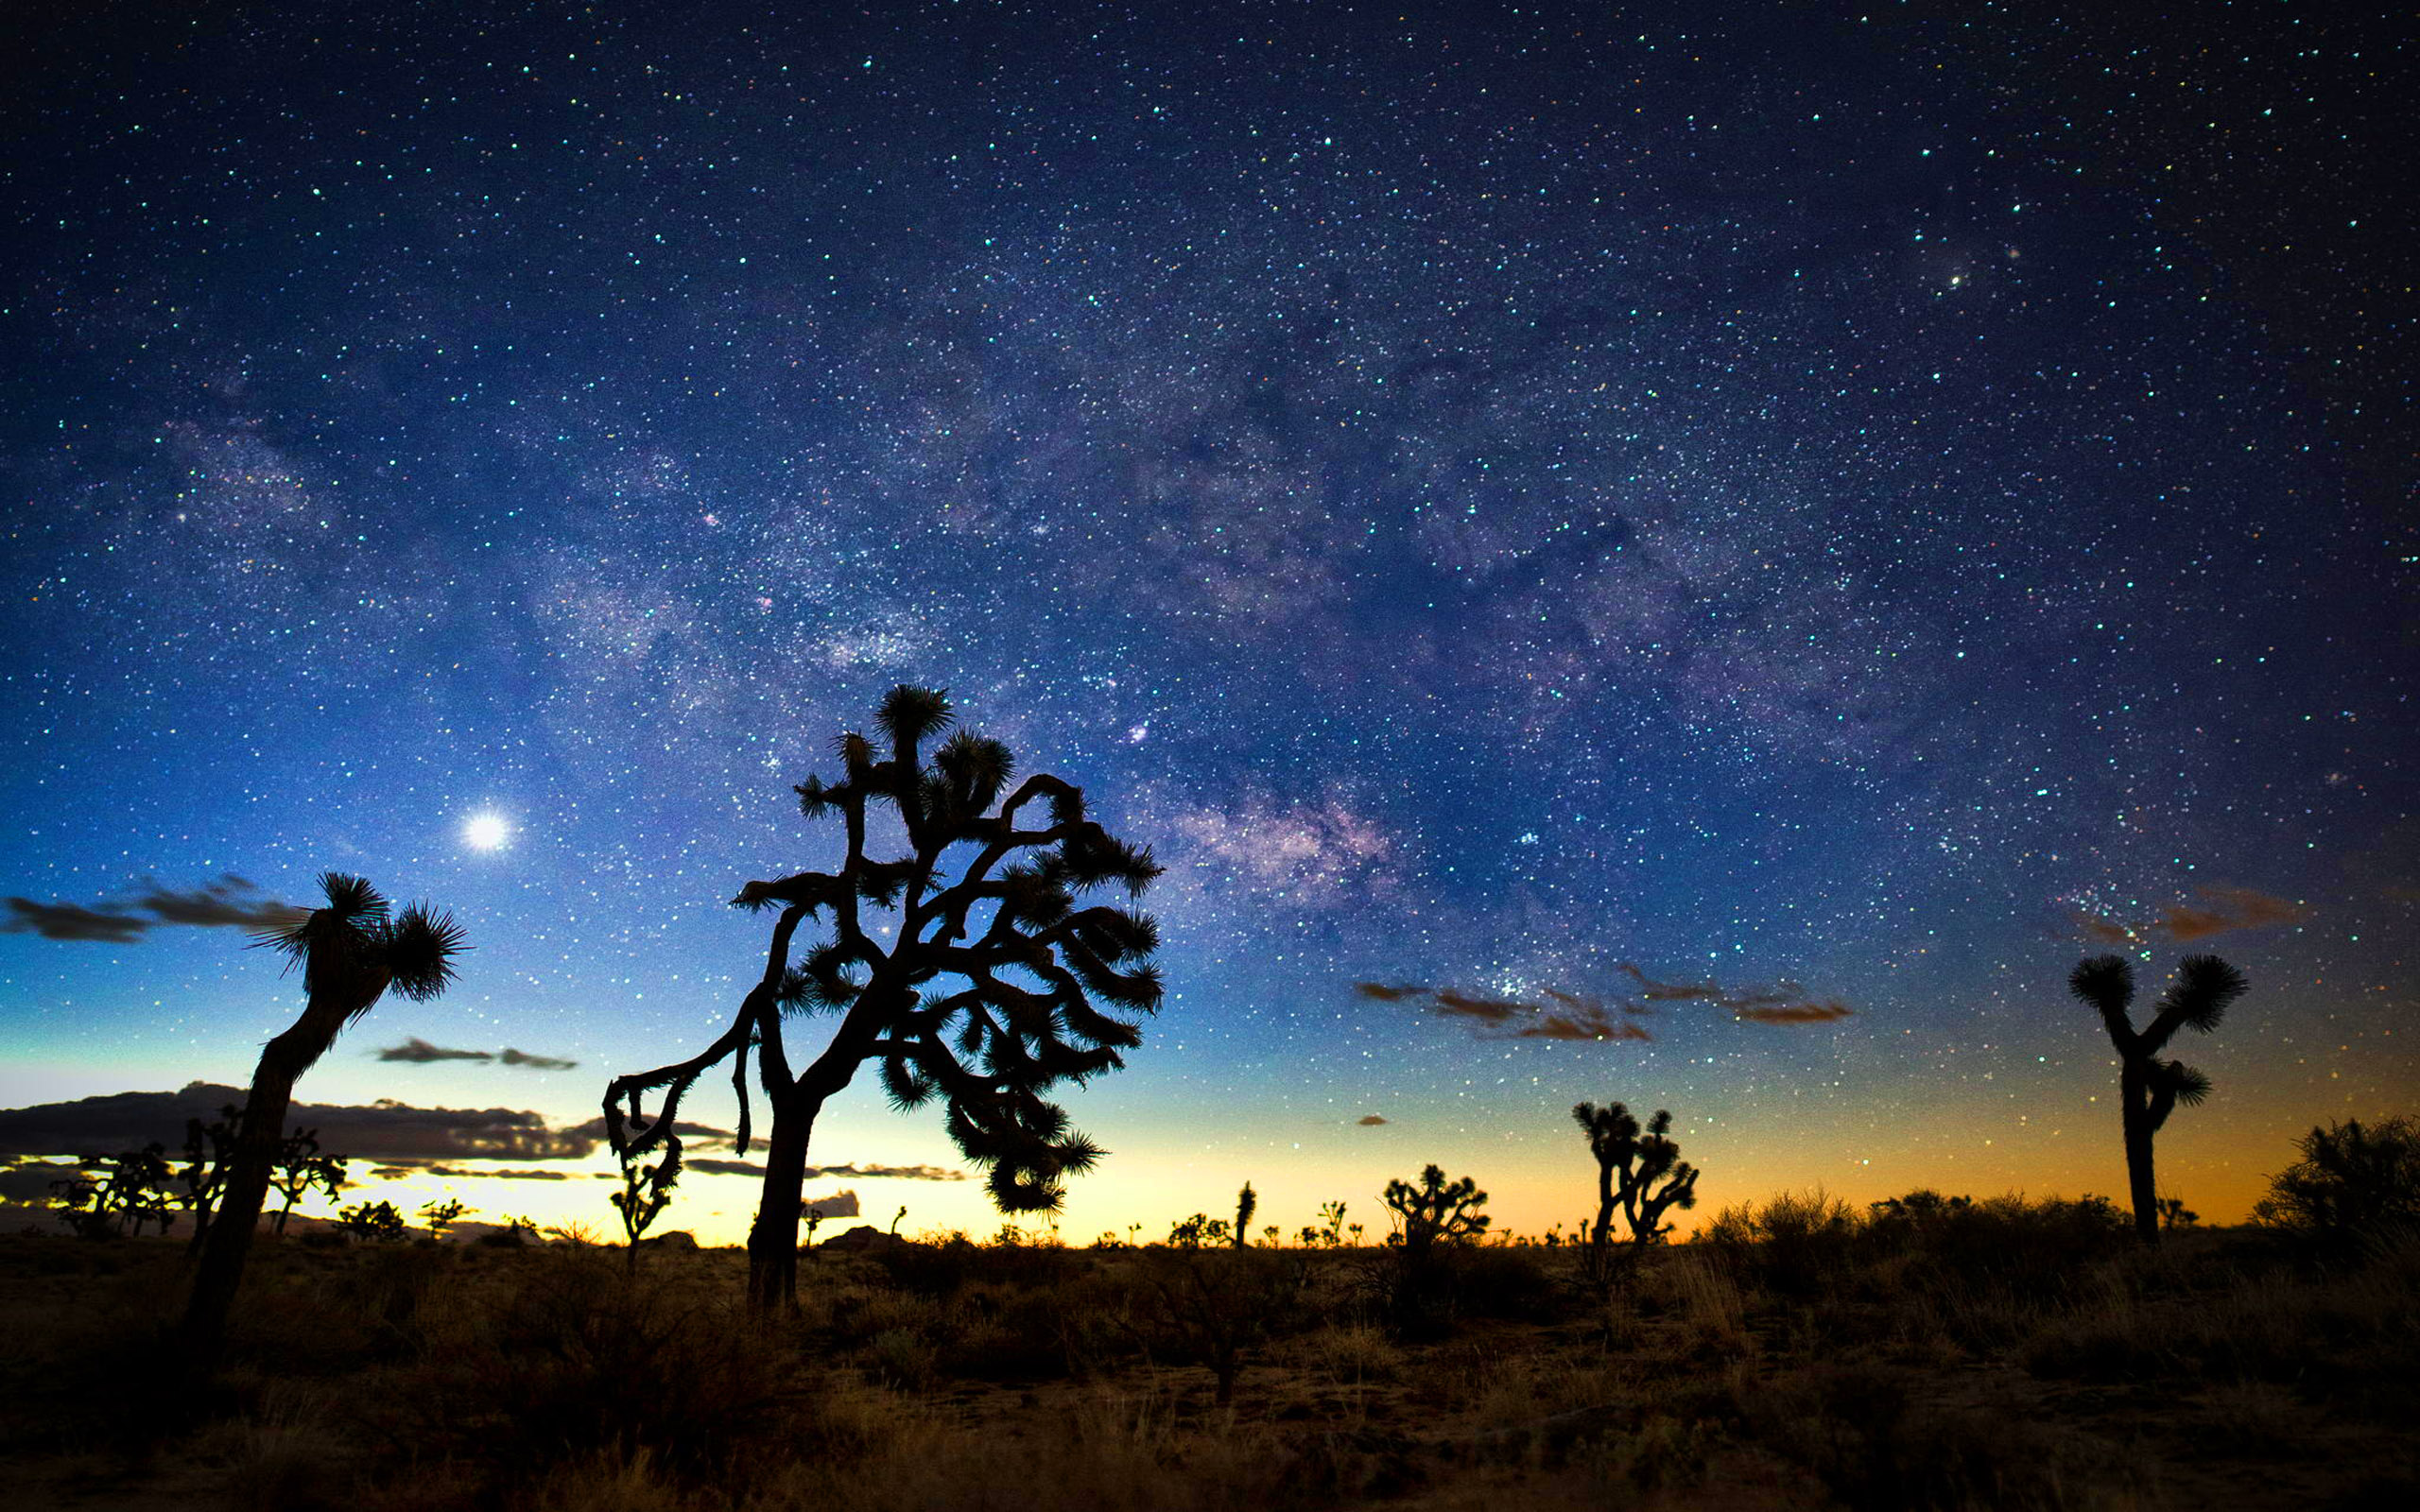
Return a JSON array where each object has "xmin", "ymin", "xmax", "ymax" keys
[{"xmin": 461, "ymin": 813, "xmax": 511, "ymax": 850}]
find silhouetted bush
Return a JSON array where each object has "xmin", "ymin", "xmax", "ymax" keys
[
  {"xmin": 1703, "ymin": 1189, "xmax": 1858, "ymax": 1299},
  {"xmin": 2254, "ymin": 1115, "xmax": 2420, "ymax": 1258}
]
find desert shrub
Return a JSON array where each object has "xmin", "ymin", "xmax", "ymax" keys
[
  {"xmin": 1743, "ymin": 1360, "xmax": 2141, "ymax": 1510},
  {"xmin": 2253, "ymin": 1115, "xmax": 2420, "ymax": 1258},
  {"xmin": 873, "ymin": 1232, "xmax": 1074, "ymax": 1296},
  {"xmin": 2024, "ymin": 1226, "xmax": 2420, "ymax": 1407},
  {"xmin": 1117, "ymin": 1246, "xmax": 1305, "ymax": 1404},
  {"xmin": 1703, "ymin": 1189, "xmax": 1857, "ymax": 1299},
  {"xmin": 359, "ymin": 1249, "xmax": 792, "ymax": 1494},
  {"xmin": 1438, "ymin": 1242, "xmax": 1560, "ymax": 1321},
  {"xmin": 1863, "ymin": 1195, "xmax": 2132, "ymax": 1337}
]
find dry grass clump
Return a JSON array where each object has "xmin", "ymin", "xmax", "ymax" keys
[{"xmin": 1737, "ymin": 1360, "xmax": 2145, "ymax": 1512}]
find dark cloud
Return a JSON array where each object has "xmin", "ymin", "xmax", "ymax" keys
[
  {"xmin": 375, "ymin": 1038, "xmax": 579, "ymax": 1071},
  {"xmin": 377, "ymin": 1038, "xmax": 493, "ymax": 1064},
  {"xmin": 1361, "ymin": 969, "xmax": 1851, "ymax": 1042},
  {"xmin": 1612, "ymin": 962, "xmax": 1718, "ymax": 1002},
  {"xmin": 0, "ymin": 1083, "xmax": 596, "ymax": 1161},
  {"xmin": 498, "ymin": 1048, "xmax": 579, "ymax": 1071},
  {"xmin": 1519, "ymin": 1010, "xmax": 1653, "ymax": 1042},
  {"xmin": 562, "ymin": 1114, "xmax": 735, "ymax": 1146},
  {"xmin": 1428, "ymin": 988, "xmax": 1530, "ymax": 1024},
  {"xmin": 1733, "ymin": 1001, "xmax": 1856, "ymax": 1024},
  {"xmin": 642, "ymin": 1156, "xmax": 965, "ymax": 1182},
  {"xmin": 0, "ymin": 898, "xmax": 147, "ymax": 943},
  {"xmin": 2071, "ymin": 884, "xmax": 2310, "ymax": 946},
  {"xmin": 0, "ymin": 1158, "xmax": 85, "ymax": 1204},
  {"xmin": 1, "ymin": 875, "xmax": 300, "ymax": 943},
  {"xmin": 806, "ymin": 1191, "xmax": 861, "ymax": 1219},
  {"xmin": 1357, "ymin": 1114, "xmax": 1389, "ymax": 1125},
  {"xmin": 368, "ymin": 1162, "xmax": 573, "ymax": 1181},
  {"xmin": 811, "ymin": 1162, "xmax": 966, "ymax": 1181}
]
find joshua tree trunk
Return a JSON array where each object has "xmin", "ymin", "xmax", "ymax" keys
[
  {"xmin": 2120, "ymin": 1060, "xmax": 2160, "ymax": 1246},
  {"xmin": 1589, "ymin": 1161, "xmax": 1616, "ymax": 1277},
  {"xmin": 747, "ymin": 1094, "xmax": 817, "ymax": 1312},
  {"xmin": 183, "ymin": 984, "xmax": 379, "ymax": 1365}
]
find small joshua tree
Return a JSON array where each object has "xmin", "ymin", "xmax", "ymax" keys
[
  {"xmin": 2069, "ymin": 954, "xmax": 2246, "ymax": 1246},
  {"xmin": 1234, "ymin": 1181, "xmax": 1256, "ymax": 1250},
  {"xmin": 183, "ymin": 873, "xmax": 464, "ymax": 1364},
  {"xmin": 606, "ymin": 686, "xmax": 1164, "ymax": 1311},
  {"xmin": 52, "ymin": 1146, "xmax": 174, "ymax": 1239},
  {"xmin": 420, "ymin": 1197, "xmax": 467, "ymax": 1240},
  {"xmin": 267, "ymin": 1132, "xmax": 348, "ymax": 1237},
  {"xmin": 106, "ymin": 1143, "xmax": 179, "ymax": 1237},
  {"xmin": 178, "ymin": 1106, "xmax": 242, "ymax": 1253},
  {"xmin": 339, "ymin": 1199, "xmax": 410, "ymax": 1243},
  {"xmin": 1167, "ymin": 1212, "xmax": 1232, "ymax": 1248},
  {"xmin": 1382, "ymin": 1164, "xmax": 1490, "ymax": 1258},
  {"xmin": 610, "ymin": 1145, "xmax": 680, "ymax": 1270},
  {"xmin": 1572, "ymin": 1101, "xmax": 1700, "ymax": 1279}
]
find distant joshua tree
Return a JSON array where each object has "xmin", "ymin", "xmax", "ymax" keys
[
  {"xmin": 266, "ymin": 1130, "xmax": 348, "ymax": 1237},
  {"xmin": 2068, "ymin": 954, "xmax": 2246, "ymax": 1246},
  {"xmin": 610, "ymin": 1145, "xmax": 680, "ymax": 1270},
  {"xmin": 1234, "ymin": 1181, "xmax": 1256, "ymax": 1250},
  {"xmin": 182, "ymin": 873, "xmax": 465, "ymax": 1365},
  {"xmin": 1572, "ymin": 1101, "xmax": 1700, "ymax": 1275},
  {"xmin": 606, "ymin": 686, "xmax": 1164, "ymax": 1311},
  {"xmin": 178, "ymin": 1106, "xmax": 242, "ymax": 1253},
  {"xmin": 1382, "ymin": 1164, "xmax": 1490, "ymax": 1257}
]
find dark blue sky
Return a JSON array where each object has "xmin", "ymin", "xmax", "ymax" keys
[{"xmin": 2, "ymin": 1, "xmax": 2409, "ymax": 1240}]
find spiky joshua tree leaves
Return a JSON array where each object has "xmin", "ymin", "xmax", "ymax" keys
[
  {"xmin": 605, "ymin": 685, "xmax": 1164, "ymax": 1311},
  {"xmin": 183, "ymin": 873, "xmax": 464, "ymax": 1366},
  {"xmin": 1573, "ymin": 1101, "xmax": 1700, "ymax": 1280},
  {"xmin": 2069, "ymin": 954, "xmax": 2245, "ymax": 1246}
]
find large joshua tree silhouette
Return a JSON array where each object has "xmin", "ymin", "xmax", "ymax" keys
[
  {"xmin": 605, "ymin": 686, "xmax": 1164, "ymax": 1311},
  {"xmin": 2068, "ymin": 954, "xmax": 2246, "ymax": 1246},
  {"xmin": 182, "ymin": 874, "xmax": 464, "ymax": 1362},
  {"xmin": 1572, "ymin": 1100, "xmax": 1699, "ymax": 1275}
]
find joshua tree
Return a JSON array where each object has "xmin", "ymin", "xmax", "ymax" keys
[
  {"xmin": 266, "ymin": 1131, "xmax": 348, "ymax": 1237},
  {"xmin": 178, "ymin": 1106, "xmax": 242, "ymax": 1253},
  {"xmin": 2068, "ymin": 954, "xmax": 2245, "ymax": 1246},
  {"xmin": 1572, "ymin": 1101, "xmax": 1700, "ymax": 1277},
  {"xmin": 1234, "ymin": 1181, "xmax": 1256, "ymax": 1250},
  {"xmin": 182, "ymin": 873, "xmax": 464, "ymax": 1363},
  {"xmin": 605, "ymin": 686, "xmax": 1164, "ymax": 1311},
  {"xmin": 1381, "ymin": 1164, "xmax": 1490, "ymax": 1257},
  {"xmin": 610, "ymin": 1144, "xmax": 680, "ymax": 1270},
  {"xmin": 53, "ymin": 1145, "xmax": 176, "ymax": 1239},
  {"xmin": 339, "ymin": 1199, "xmax": 410, "ymax": 1243},
  {"xmin": 420, "ymin": 1197, "xmax": 467, "ymax": 1240}
]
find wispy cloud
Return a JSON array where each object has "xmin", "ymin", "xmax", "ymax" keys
[
  {"xmin": 1357, "ymin": 1114, "xmax": 1390, "ymax": 1126},
  {"xmin": 1, "ymin": 875, "xmax": 301, "ymax": 943},
  {"xmin": 688, "ymin": 1158, "xmax": 965, "ymax": 1182},
  {"xmin": 377, "ymin": 1038, "xmax": 579, "ymax": 1071},
  {"xmin": 1356, "ymin": 968, "xmax": 1852, "ymax": 1041},
  {"xmin": 2070, "ymin": 884, "xmax": 2309, "ymax": 946}
]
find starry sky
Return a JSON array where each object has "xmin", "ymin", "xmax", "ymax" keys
[{"xmin": 2, "ymin": 1, "xmax": 2411, "ymax": 1246}]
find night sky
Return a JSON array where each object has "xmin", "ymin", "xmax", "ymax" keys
[{"xmin": 3, "ymin": 2, "xmax": 2411, "ymax": 1246}]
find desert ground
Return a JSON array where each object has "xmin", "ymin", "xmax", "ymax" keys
[{"xmin": 3, "ymin": 1192, "xmax": 2414, "ymax": 1512}]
